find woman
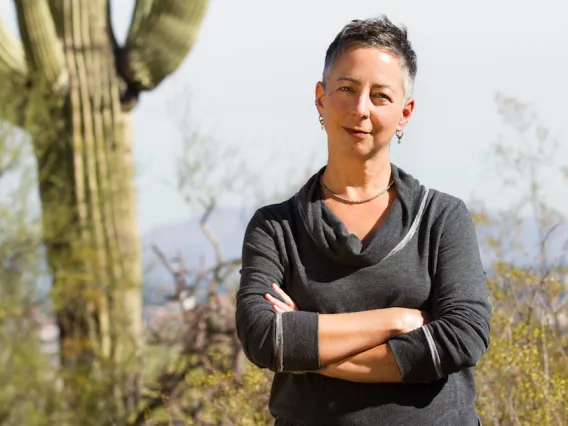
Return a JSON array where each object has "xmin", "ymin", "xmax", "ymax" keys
[{"xmin": 235, "ymin": 15, "xmax": 491, "ymax": 426}]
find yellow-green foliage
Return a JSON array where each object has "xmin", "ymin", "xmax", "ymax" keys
[
  {"xmin": 475, "ymin": 265, "xmax": 567, "ymax": 425},
  {"xmin": 182, "ymin": 360, "xmax": 272, "ymax": 425}
]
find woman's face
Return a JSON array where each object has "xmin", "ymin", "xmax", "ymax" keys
[{"xmin": 316, "ymin": 46, "xmax": 414, "ymax": 159}]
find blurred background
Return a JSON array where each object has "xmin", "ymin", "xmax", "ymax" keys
[{"xmin": 0, "ymin": 0, "xmax": 566, "ymax": 425}]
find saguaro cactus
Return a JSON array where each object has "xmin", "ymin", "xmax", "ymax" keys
[{"xmin": 0, "ymin": 0, "xmax": 208, "ymax": 410}]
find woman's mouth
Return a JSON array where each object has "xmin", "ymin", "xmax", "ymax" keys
[{"xmin": 344, "ymin": 127, "xmax": 371, "ymax": 138}]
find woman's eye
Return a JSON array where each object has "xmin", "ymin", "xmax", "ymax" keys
[{"xmin": 373, "ymin": 93, "xmax": 389, "ymax": 100}]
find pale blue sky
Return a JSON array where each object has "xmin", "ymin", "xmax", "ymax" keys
[{"xmin": 1, "ymin": 0, "xmax": 567, "ymax": 234}]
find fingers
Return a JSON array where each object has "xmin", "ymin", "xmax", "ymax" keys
[
  {"xmin": 271, "ymin": 283, "xmax": 296, "ymax": 309},
  {"xmin": 264, "ymin": 283, "xmax": 297, "ymax": 312},
  {"xmin": 274, "ymin": 304, "xmax": 289, "ymax": 313},
  {"xmin": 265, "ymin": 293, "xmax": 294, "ymax": 312}
]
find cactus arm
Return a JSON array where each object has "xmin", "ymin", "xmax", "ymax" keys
[
  {"xmin": 0, "ymin": 15, "xmax": 27, "ymax": 84},
  {"xmin": 14, "ymin": 0, "xmax": 68, "ymax": 89},
  {"xmin": 120, "ymin": 0, "xmax": 208, "ymax": 91}
]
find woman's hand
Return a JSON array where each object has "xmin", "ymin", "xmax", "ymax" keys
[
  {"xmin": 391, "ymin": 308, "xmax": 429, "ymax": 335},
  {"xmin": 264, "ymin": 283, "xmax": 298, "ymax": 312}
]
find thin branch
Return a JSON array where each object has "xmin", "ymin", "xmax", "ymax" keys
[
  {"xmin": 119, "ymin": 0, "xmax": 208, "ymax": 92},
  {"xmin": 200, "ymin": 199, "xmax": 223, "ymax": 265},
  {"xmin": 151, "ymin": 244, "xmax": 187, "ymax": 279}
]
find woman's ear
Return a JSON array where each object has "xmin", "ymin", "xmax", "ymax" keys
[
  {"xmin": 315, "ymin": 81, "xmax": 325, "ymax": 115},
  {"xmin": 398, "ymin": 98, "xmax": 415, "ymax": 130}
]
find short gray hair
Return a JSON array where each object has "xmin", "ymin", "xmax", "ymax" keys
[{"xmin": 322, "ymin": 16, "xmax": 418, "ymax": 100}]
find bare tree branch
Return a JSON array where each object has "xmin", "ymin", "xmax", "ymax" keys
[
  {"xmin": 134, "ymin": 188, "xmax": 248, "ymax": 424},
  {"xmin": 200, "ymin": 199, "xmax": 224, "ymax": 267}
]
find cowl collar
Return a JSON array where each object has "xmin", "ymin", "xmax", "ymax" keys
[{"xmin": 294, "ymin": 163, "xmax": 427, "ymax": 267}]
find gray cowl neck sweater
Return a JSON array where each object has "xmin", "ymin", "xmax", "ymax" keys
[
  {"xmin": 295, "ymin": 164, "xmax": 427, "ymax": 267},
  {"xmin": 236, "ymin": 164, "xmax": 491, "ymax": 426}
]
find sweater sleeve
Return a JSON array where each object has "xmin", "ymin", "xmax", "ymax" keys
[
  {"xmin": 235, "ymin": 209, "xmax": 320, "ymax": 373},
  {"xmin": 387, "ymin": 199, "xmax": 492, "ymax": 383}
]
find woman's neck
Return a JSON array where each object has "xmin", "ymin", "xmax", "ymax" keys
[{"xmin": 322, "ymin": 153, "xmax": 393, "ymax": 200}]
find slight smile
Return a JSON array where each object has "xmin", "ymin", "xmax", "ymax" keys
[{"xmin": 343, "ymin": 127, "xmax": 372, "ymax": 138}]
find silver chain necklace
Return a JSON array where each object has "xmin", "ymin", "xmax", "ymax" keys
[{"xmin": 319, "ymin": 175, "xmax": 394, "ymax": 204}]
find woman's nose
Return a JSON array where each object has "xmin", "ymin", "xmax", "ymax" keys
[{"xmin": 353, "ymin": 94, "xmax": 370, "ymax": 119}]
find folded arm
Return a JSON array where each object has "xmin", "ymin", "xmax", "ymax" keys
[
  {"xmin": 235, "ymin": 209, "xmax": 425, "ymax": 373},
  {"xmin": 318, "ymin": 200, "xmax": 492, "ymax": 384},
  {"xmin": 317, "ymin": 343, "xmax": 402, "ymax": 382}
]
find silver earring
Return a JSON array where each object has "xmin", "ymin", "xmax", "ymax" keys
[
  {"xmin": 319, "ymin": 116, "xmax": 324, "ymax": 130},
  {"xmin": 396, "ymin": 130, "xmax": 404, "ymax": 144}
]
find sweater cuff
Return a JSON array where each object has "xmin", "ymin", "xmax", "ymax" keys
[
  {"xmin": 278, "ymin": 311, "xmax": 320, "ymax": 372},
  {"xmin": 387, "ymin": 325, "xmax": 443, "ymax": 383}
]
